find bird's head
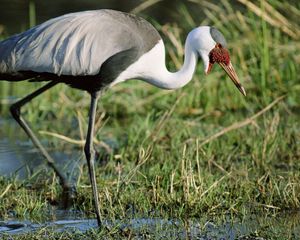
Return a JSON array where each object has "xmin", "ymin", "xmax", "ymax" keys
[{"xmin": 188, "ymin": 26, "xmax": 246, "ymax": 96}]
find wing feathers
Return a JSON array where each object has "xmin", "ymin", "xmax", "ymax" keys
[{"xmin": 0, "ymin": 10, "xmax": 161, "ymax": 79}]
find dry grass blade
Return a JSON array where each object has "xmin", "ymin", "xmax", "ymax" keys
[
  {"xmin": 122, "ymin": 146, "xmax": 153, "ymax": 185},
  {"xmin": 38, "ymin": 130, "xmax": 112, "ymax": 153},
  {"xmin": 39, "ymin": 130, "xmax": 86, "ymax": 145},
  {"xmin": 198, "ymin": 95, "xmax": 286, "ymax": 147},
  {"xmin": 135, "ymin": 90, "xmax": 170, "ymax": 108},
  {"xmin": 254, "ymin": 202, "xmax": 281, "ymax": 210},
  {"xmin": 264, "ymin": 1, "xmax": 291, "ymax": 27},
  {"xmin": 199, "ymin": 172, "xmax": 231, "ymax": 198},
  {"xmin": 77, "ymin": 110, "xmax": 85, "ymax": 142},
  {"xmin": 0, "ymin": 183, "xmax": 12, "ymax": 199},
  {"xmin": 161, "ymin": 24, "xmax": 184, "ymax": 68},
  {"xmin": 237, "ymin": 0, "xmax": 299, "ymax": 39},
  {"xmin": 149, "ymin": 92, "xmax": 185, "ymax": 142},
  {"xmin": 188, "ymin": 0, "xmax": 223, "ymax": 13}
]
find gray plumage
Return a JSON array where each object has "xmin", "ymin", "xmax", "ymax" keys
[
  {"xmin": 210, "ymin": 27, "xmax": 227, "ymax": 48},
  {"xmin": 0, "ymin": 9, "xmax": 161, "ymax": 91}
]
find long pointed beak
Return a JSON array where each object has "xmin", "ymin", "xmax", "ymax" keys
[{"xmin": 218, "ymin": 61, "xmax": 246, "ymax": 96}]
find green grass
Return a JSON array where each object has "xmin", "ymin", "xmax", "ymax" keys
[{"xmin": 0, "ymin": 0, "xmax": 300, "ymax": 239}]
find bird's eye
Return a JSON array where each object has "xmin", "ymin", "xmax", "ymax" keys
[{"xmin": 216, "ymin": 43, "xmax": 223, "ymax": 48}]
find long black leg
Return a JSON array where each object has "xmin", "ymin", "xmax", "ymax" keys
[
  {"xmin": 10, "ymin": 81, "xmax": 72, "ymax": 194},
  {"xmin": 84, "ymin": 91, "xmax": 102, "ymax": 227}
]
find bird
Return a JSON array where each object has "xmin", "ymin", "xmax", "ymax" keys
[{"xmin": 0, "ymin": 9, "xmax": 246, "ymax": 227}]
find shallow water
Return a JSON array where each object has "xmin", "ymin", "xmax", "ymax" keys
[
  {"xmin": 0, "ymin": 210, "xmax": 94, "ymax": 235},
  {"xmin": 1, "ymin": 210, "xmax": 300, "ymax": 239},
  {"xmin": 0, "ymin": 117, "xmax": 83, "ymax": 183}
]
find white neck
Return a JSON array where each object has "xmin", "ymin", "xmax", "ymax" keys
[
  {"xmin": 143, "ymin": 39, "xmax": 198, "ymax": 90},
  {"xmin": 114, "ymin": 38, "xmax": 199, "ymax": 90}
]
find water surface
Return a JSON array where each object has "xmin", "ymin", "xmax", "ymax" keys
[
  {"xmin": 1, "ymin": 210, "xmax": 299, "ymax": 239},
  {"xmin": 0, "ymin": 117, "xmax": 83, "ymax": 182}
]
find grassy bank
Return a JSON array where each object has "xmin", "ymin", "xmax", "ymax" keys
[{"xmin": 0, "ymin": 0, "xmax": 299, "ymax": 239}]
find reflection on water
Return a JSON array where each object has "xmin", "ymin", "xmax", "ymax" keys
[
  {"xmin": 0, "ymin": 118, "xmax": 40, "ymax": 179},
  {"xmin": 1, "ymin": 209, "xmax": 300, "ymax": 239},
  {"xmin": 0, "ymin": 209, "xmax": 91, "ymax": 235},
  {"xmin": 0, "ymin": 116, "xmax": 118, "ymax": 182},
  {"xmin": 0, "ymin": 117, "xmax": 83, "ymax": 183}
]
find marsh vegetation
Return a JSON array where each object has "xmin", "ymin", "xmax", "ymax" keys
[{"xmin": 0, "ymin": 0, "xmax": 299, "ymax": 239}]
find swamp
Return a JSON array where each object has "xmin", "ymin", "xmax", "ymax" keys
[{"xmin": 0, "ymin": 0, "xmax": 299, "ymax": 239}]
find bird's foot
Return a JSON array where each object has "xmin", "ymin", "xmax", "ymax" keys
[{"xmin": 61, "ymin": 185, "xmax": 78, "ymax": 209}]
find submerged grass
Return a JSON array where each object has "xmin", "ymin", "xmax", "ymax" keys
[{"xmin": 0, "ymin": 0, "xmax": 300, "ymax": 239}]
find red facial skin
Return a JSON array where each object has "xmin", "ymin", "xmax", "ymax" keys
[
  {"xmin": 206, "ymin": 44, "xmax": 246, "ymax": 96},
  {"xmin": 207, "ymin": 44, "xmax": 230, "ymax": 74}
]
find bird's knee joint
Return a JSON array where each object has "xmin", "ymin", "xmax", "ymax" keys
[
  {"xmin": 10, "ymin": 104, "xmax": 21, "ymax": 119},
  {"xmin": 84, "ymin": 145, "xmax": 95, "ymax": 159}
]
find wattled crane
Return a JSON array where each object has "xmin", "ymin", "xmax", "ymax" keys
[{"xmin": 0, "ymin": 9, "xmax": 246, "ymax": 227}]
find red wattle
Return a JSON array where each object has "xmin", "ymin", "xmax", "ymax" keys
[{"xmin": 209, "ymin": 47, "xmax": 230, "ymax": 65}]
